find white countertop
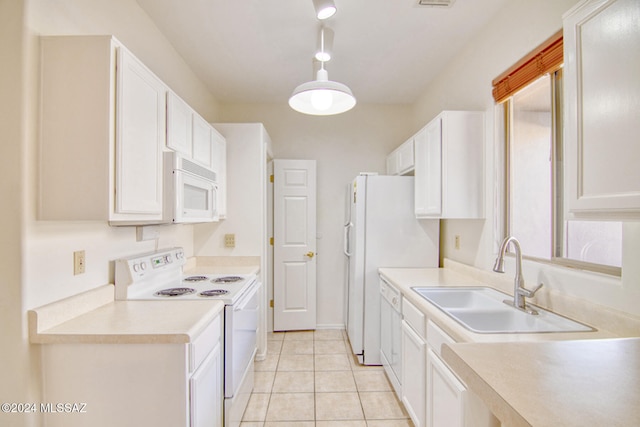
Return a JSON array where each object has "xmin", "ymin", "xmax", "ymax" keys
[
  {"xmin": 378, "ymin": 265, "xmax": 640, "ymax": 427},
  {"xmin": 29, "ymin": 284, "xmax": 224, "ymax": 344},
  {"xmin": 442, "ymin": 338, "xmax": 640, "ymax": 427}
]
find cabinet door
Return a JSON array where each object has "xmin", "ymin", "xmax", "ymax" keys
[
  {"xmin": 402, "ymin": 320, "xmax": 426, "ymax": 427},
  {"xmin": 415, "ymin": 122, "xmax": 442, "ymax": 217},
  {"xmin": 386, "ymin": 151, "xmax": 399, "ymax": 175},
  {"xmin": 190, "ymin": 343, "xmax": 223, "ymax": 427},
  {"xmin": 115, "ymin": 47, "xmax": 166, "ymax": 218},
  {"xmin": 426, "ymin": 348, "xmax": 466, "ymax": 427},
  {"xmin": 167, "ymin": 92, "xmax": 193, "ymax": 156},
  {"xmin": 397, "ymin": 139, "xmax": 415, "ymax": 175},
  {"xmin": 211, "ymin": 128, "xmax": 227, "ymax": 218},
  {"xmin": 564, "ymin": 0, "xmax": 640, "ymax": 215},
  {"xmin": 192, "ymin": 114, "xmax": 213, "ymax": 169}
]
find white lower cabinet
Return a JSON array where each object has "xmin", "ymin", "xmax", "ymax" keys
[
  {"xmin": 401, "ymin": 298, "xmax": 427, "ymax": 427},
  {"xmin": 40, "ymin": 314, "xmax": 223, "ymax": 427},
  {"xmin": 425, "ymin": 320, "xmax": 499, "ymax": 427},
  {"xmin": 426, "ymin": 348, "xmax": 466, "ymax": 427},
  {"xmin": 402, "ymin": 320, "xmax": 426, "ymax": 427}
]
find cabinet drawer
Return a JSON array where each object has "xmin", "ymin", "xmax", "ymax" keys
[
  {"xmin": 380, "ymin": 277, "xmax": 401, "ymax": 311},
  {"xmin": 426, "ymin": 319, "xmax": 455, "ymax": 358},
  {"xmin": 402, "ymin": 298, "xmax": 426, "ymax": 339},
  {"xmin": 190, "ymin": 314, "xmax": 221, "ymax": 373}
]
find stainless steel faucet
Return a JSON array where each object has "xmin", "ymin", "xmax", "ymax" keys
[{"xmin": 493, "ymin": 236, "xmax": 543, "ymax": 315}]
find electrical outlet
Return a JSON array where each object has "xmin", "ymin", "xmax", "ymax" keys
[
  {"xmin": 73, "ymin": 250, "xmax": 86, "ymax": 275},
  {"xmin": 454, "ymin": 235, "xmax": 461, "ymax": 250},
  {"xmin": 224, "ymin": 234, "xmax": 236, "ymax": 248}
]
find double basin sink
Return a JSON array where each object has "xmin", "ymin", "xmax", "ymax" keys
[{"xmin": 412, "ymin": 286, "xmax": 595, "ymax": 334}]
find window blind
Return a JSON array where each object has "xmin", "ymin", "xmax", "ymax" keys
[{"xmin": 492, "ymin": 30, "xmax": 563, "ymax": 103}]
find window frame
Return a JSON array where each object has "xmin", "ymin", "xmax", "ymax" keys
[{"xmin": 501, "ymin": 69, "xmax": 622, "ymax": 277}]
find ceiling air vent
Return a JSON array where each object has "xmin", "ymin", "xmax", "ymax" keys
[{"xmin": 416, "ymin": 0, "xmax": 456, "ymax": 7}]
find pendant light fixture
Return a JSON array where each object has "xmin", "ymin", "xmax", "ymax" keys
[
  {"xmin": 289, "ymin": 0, "xmax": 354, "ymax": 115},
  {"xmin": 314, "ymin": 26, "xmax": 334, "ymax": 62},
  {"xmin": 312, "ymin": 0, "xmax": 337, "ymax": 20},
  {"xmin": 288, "ymin": 61, "xmax": 356, "ymax": 115}
]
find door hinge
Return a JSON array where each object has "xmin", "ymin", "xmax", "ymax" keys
[
  {"xmin": 270, "ymin": 299, "xmax": 274, "ymax": 308},
  {"xmin": 269, "ymin": 237, "xmax": 274, "ymax": 246},
  {"xmin": 270, "ymin": 174, "xmax": 274, "ymax": 183}
]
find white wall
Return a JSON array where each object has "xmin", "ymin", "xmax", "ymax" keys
[
  {"xmin": 215, "ymin": 103, "xmax": 415, "ymax": 327},
  {"xmin": 0, "ymin": 0, "xmax": 222, "ymax": 422},
  {"xmin": 412, "ymin": 0, "xmax": 640, "ymax": 317}
]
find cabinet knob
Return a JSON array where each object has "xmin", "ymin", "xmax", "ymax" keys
[{"xmin": 305, "ymin": 251, "xmax": 315, "ymax": 259}]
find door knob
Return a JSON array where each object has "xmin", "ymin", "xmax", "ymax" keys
[{"xmin": 305, "ymin": 251, "xmax": 315, "ymax": 258}]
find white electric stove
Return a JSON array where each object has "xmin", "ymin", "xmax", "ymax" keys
[{"xmin": 114, "ymin": 247, "xmax": 259, "ymax": 427}]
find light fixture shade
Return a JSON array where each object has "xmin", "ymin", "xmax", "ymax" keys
[
  {"xmin": 289, "ymin": 69, "xmax": 356, "ymax": 116},
  {"xmin": 315, "ymin": 26, "xmax": 334, "ymax": 62},
  {"xmin": 312, "ymin": 0, "xmax": 337, "ymax": 20}
]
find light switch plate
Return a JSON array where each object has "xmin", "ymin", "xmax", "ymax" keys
[{"xmin": 73, "ymin": 250, "xmax": 86, "ymax": 275}]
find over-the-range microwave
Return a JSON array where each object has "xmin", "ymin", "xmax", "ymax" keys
[{"xmin": 163, "ymin": 151, "xmax": 219, "ymax": 223}]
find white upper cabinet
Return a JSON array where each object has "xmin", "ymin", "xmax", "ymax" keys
[
  {"xmin": 563, "ymin": 0, "xmax": 640, "ymax": 217},
  {"xmin": 167, "ymin": 92, "xmax": 222, "ymax": 172},
  {"xmin": 386, "ymin": 138, "xmax": 415, "ymax": 176},
  {"xmin": 414, "ymin": 111, "xmax": 484, "ymax": 219},
  {"xmin": 166, "ymin": 92, "xmax": 193, "ymax": 156},
  {"xmin": 192, "ymin": 114, "xmax": 214, "ymax": 169},
  {"xmin": 211, "ymin": 128, "xmax": 227, "ymax": 219},
  {"xmin": 39, "ymin": 36, "xmax": 166, "ymax": 224}
]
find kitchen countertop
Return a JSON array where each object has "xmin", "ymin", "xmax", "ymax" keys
[
  {"xmin": 442, "ymin": 338, "xmax": 640, "ymax": 427},
  {"xmin": 378, "ymin": 267, "xmax": 616, "ymax": 343},
  {"xmin": 29, "ymin": 284, "xmax": 224, "ymax": 344},
  {"xmin": 378, "ymin": 265, "xmax": 640, "ymax": 427}
]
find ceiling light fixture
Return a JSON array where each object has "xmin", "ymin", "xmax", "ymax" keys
[
  {"xmin": 315, "ymin": 26, "xmax": 334, "ymax": 62},
  {"xmin": 312, "ymin": 0, "xmax": 337, "ymax": 20},
  {"xmin": 288, "ymin": 60, "xmax": 356, "ymax": 116}
]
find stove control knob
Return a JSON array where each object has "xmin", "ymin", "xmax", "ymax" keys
[
  {"xmin": 176, "ymin": 251, "xmax": 184, "ymax": 260},
  {"xmin": 165, "ymin": 254, "xmax": 173, "ymax": 263},
  {"xmin": 133, "ymin": 263, "xmax": 140, "ymax": 273},
  {"xmin": 140, "ymin": 262, "xmax": 147, "ymax": 271}
]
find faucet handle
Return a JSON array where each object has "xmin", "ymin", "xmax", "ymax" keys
[{"xmin": 518, "ymin": 282, "xmax": 544, "ymax": 298}]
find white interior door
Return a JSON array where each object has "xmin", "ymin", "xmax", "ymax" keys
[{"xmin": 273, "ymin": 159, "xmax": 317, "ymax": 331}]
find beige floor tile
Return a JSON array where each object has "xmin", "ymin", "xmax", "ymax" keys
[
  {"xmin": 315, "ymin": 370, "xmax": 357, "ymax": 392},
  {"xmin": 314, "ymin": 339, "xmax": 347, "ymax": 354},
  {"xmin": 240, "ymin": 423, "xmax": 264, "ymax": 427},
  {"xmin": 359, "ymin": 392, "xmax": 409, "ymax": 420},
  {"xmin": 283, "ymin": 330, "xmax": 315, "ymax": 341},
  {"xmin": 315, "ymin": 392, "xmax": 364, "ymax": 420},
  {"xmin": 268, "ymin": 332, "xmax": 286, "ymax": 341},
  {"xmin": 315, "ymin": 354, "xmax": 351, "ymax": 371},
  {"xmin": 267, "ymin": 340, "xmax": 283, "ymax": 354},
  {"xmin": 277, "ymin": 354, "xmax": 314, "ymax": 371},
  {"xmin": 272, "ymin": 371, "xmax": 314, "ymax": 393},
  {"xmin": 243, "ymin": 393, "xmax": 271, "ymax": 422},
  {"xmin": 281, "ymin": 340, "xmax": 314, "ymax": 355},
  {"xmin": 349, "ymin": 353, "xmax": 384, "ymax": 371},
  {"xmin": 353, "ymin": 370, "xmax": 393, "ymax": 392},
  {"xmin": 254, "ymin": 371, "xmax": 276, "ymax": 393},
  {"xmin": 255, "ymin": 353, "xmax": 280, "ymax": 372},
  {"xmin": 266, "ymin": 393, "xmax": 315, "ymax": 421},
  {"xmin": 264, "ymin": 422, "xmax": 315, "ymax": 427},
  {"xmin": 366, "ymin": 420, "xmax": 414, "ymax": 427},
  {"xmin": 317, "ymin": 421, "xmax": 367, "ymax": 427},
  {"xmin": 314, "ymin": 329, "xmax": 346, "ymax": 341}
]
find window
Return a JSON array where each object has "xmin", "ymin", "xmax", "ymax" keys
[{"xmin": 494, "ymin": 32, "xmax": 622, "ymax": 275}]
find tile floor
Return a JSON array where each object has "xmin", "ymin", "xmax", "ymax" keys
[{"xmin": 241, "ymin": 329, "xmax": 414, "ymax": 427}]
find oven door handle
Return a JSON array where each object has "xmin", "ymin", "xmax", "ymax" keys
[{"xmin": 233, "ymin": 282, "xmax": 259, "ymax": 311}]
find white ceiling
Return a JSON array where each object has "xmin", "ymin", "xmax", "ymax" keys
[{"xmin": 136, "ymin": 0, "xmax": 510, "ymax": 105}]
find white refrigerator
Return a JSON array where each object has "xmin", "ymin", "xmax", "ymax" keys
[{"xmin": 344, "ymin": 174, "xmax": 439, "ymax": 365}]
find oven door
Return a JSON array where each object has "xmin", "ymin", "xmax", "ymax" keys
[
  {"xmin": 224, "ymin": 281, "xmax": 259, "ymax": 398},
  {"xmin": 173, "ymin": 170, "xmax": 218, "ymax": 223}
]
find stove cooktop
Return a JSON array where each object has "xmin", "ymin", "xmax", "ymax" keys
[{"xmin": 115, "ymin": 248, "xmax": 256, "ymax": 304}]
